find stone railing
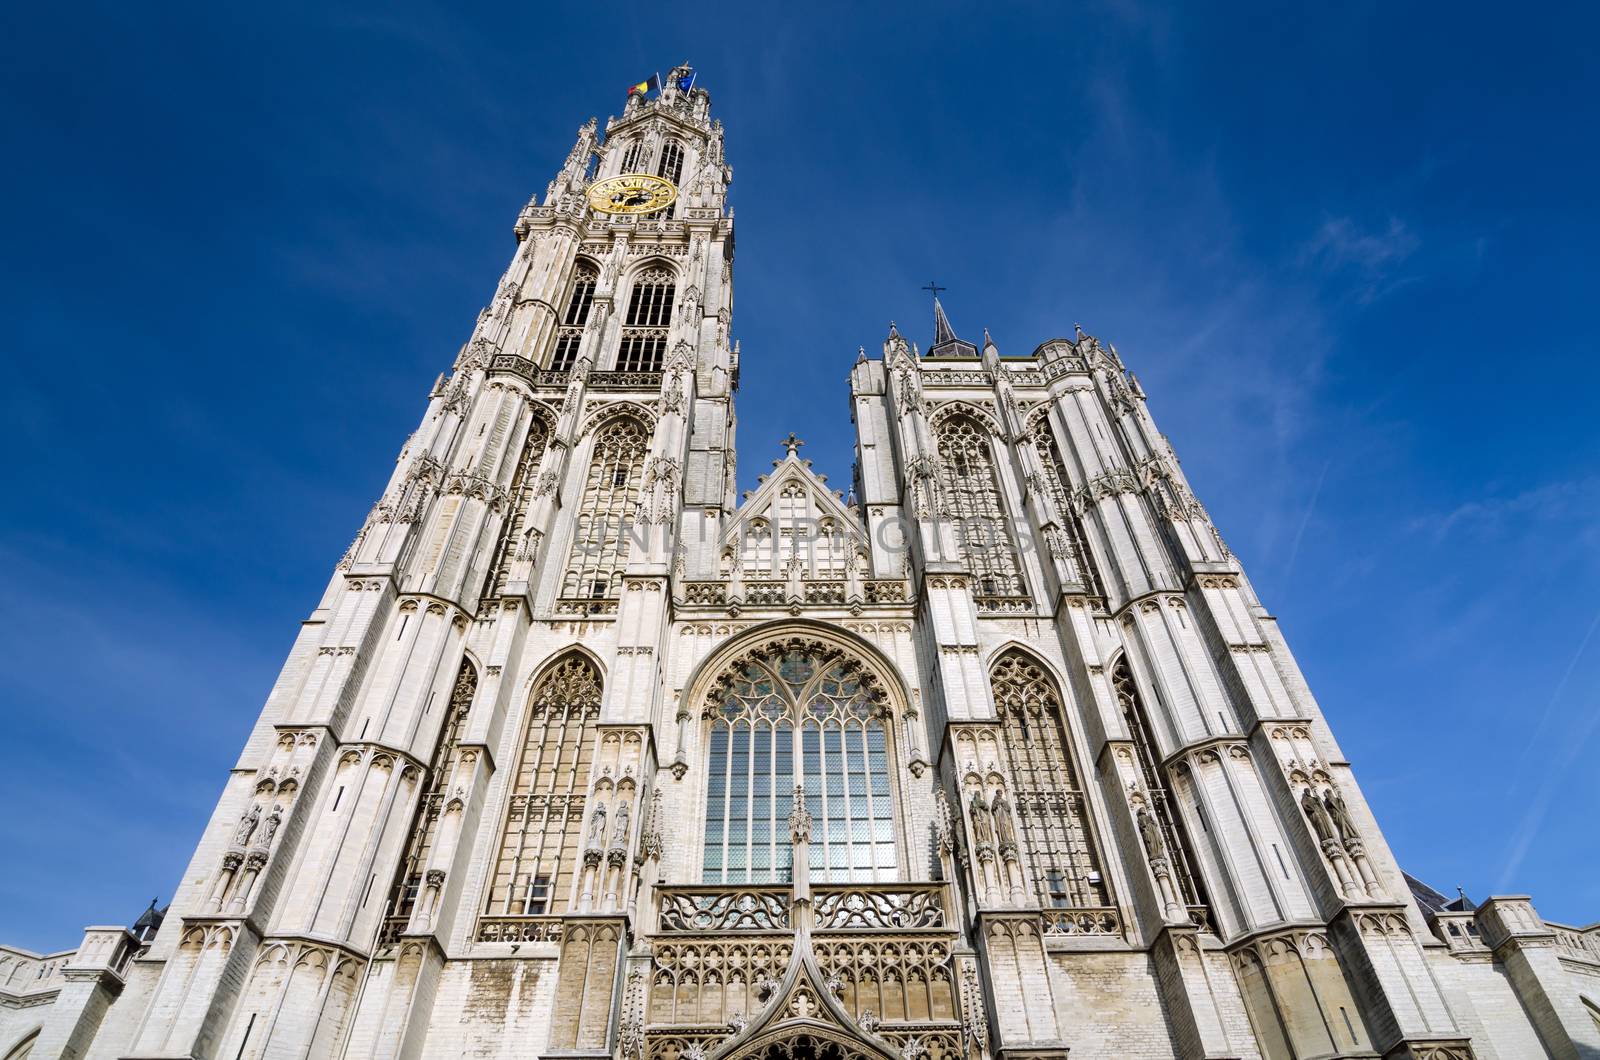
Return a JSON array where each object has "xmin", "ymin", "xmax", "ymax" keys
[
  {"xmin": 814, "ymin": 885, "xmax": 946, "ymax": 931},
  {"xmin": 974, "ymin": 594, "xmax": 1033, "ymax": 615},
  {"xmin": 486, "ymin": 355, "xmax": 664, "ymax": 392},
  {"xmin": 474, "ymin": 916, "xmax": 565, "ymax": 943},
  {"xmin": 654, "ymin": 883, "xmax": 949, "ymax": 935},
  {"xmin": 1041, "ymin": 906, "xmax": 1123, "ymax": 937},
  {"xmin": 658, "ymin": 886, "xmax": 790, "ymax": 933},
  {"xmin": 676, "ymin": 579, "xmax": 912, "ymax": 610},
  {"xmin": 0, "ymin": 945, "xmax": 72, "ymax": 998},
  {"xmin": 681, "ymin": 581, "xmax": 727, "ymax": 605},
  {"xmin": 554, "ymin": 596, "xmax": 619, "ymax": 616},
  {"xmin": 1431, "ymin": 911, "xmax": 1489, "ymax": 957},
  {"xmin": 864, "ymin": 580, "xmax": 908, "ymax": 603},
  {"xmin": 1187, "ymin": 905, "xmax": 1216, "ymax": 935},
  {"xmin": 1546, "ymin": 921, "xmax": 1600, "ymax": 965},
  {"xmin": 588, "ymin": 370, "xmax": 664, "ymax": 390}
]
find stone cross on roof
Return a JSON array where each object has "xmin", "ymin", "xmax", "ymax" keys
[{"xmin": 780, "ymin": 432, "xmax": 805, "ymax": 457}]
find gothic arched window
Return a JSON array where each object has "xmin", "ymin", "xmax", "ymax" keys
[
  {"xmin": 990, "ymin": 650, "xmax": 1110, "ymax": 908},
  {"xmin": 385, "ymin": 658, "xmax": 476, "ymax": 927},
  {"xmin": 1113, "ymin": 656, "xmax": 1207, "ymax": 907},
  {"xmin": 657, "ymin": 139, "xmax": 685, "ymax": 183},
  {"xmin": 550, "ymin": 262, "xmax": 598, "ymax": 371},
  {"xmin": 482, "ymin": 654, "xmax": 601, "ymax": 925},
  {"xmin": 620, "ymin": 139, "xmax": 648, "ymax": 173},
  {"xmin": 937, "ymin": 415, "xmax": 1025, "ymax": 599},
  {"xmin": 617, "ymin": 265, "xmax": 675, "ymax": 372},
  {"xmin": 1030, "ymin": 420, "xmax": 1106, "ymax": 601},
  {"xmin": 561, "ymin": 417, "xmax": 648, "ymax": 604},
  {"xmin": 703, "ymin": 643, "xmax": 898, "ymax": 884}
]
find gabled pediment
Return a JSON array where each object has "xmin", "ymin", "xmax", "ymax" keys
[{"xmin": 719, "ymin": 444, "xmax": 865, "ymax": 581}]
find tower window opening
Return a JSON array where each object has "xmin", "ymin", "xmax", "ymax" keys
[
  {"xmin": 550, "ymin": 263, "xmax": 598, "ymax": 372},
  {"xmin": 617, "ymin": 265, "xmax": 675, "ymax": 372}
]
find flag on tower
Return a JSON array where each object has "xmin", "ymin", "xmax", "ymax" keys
[
  {"xmin": 676, "ymin": 68, "xmax": 697, "ymax": 92},
  {"xmin": 627, "ymin": 73, "xmax": 661, "ymax": 97}
]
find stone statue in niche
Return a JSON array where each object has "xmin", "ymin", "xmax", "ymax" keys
[
  {"xmin": 1137, "ymin": 808, "xmax": 1166, "ymax": 860},
  {"xmin": 233, "ymin": 805, "xmax": 260, "ymax": 848},
  {"xmin": 990, "ymin": 792, "xmax": 1017, "ymax": 850},
  {"xmin": 586, "ymin": 804, "xmax": 607, "ymax": 850},
  {"xmin": 256, "ymin": 805, "xmax": 283, "ymax": 848},
  {"xmin": 968, "ymin": 791, "xmax": 995, "ymax": 848},
  {"xmin": 1325, "ymin": 787, "xmax": 1359, "ymax": 843},
  {"xmin": 1301, "ymin": 787, "xmax": 1336, "ymax": 844}
]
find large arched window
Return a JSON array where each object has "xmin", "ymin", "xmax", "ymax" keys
[
  {"xmin": 617, "ymin": 265, "xmax": 675, "ymax": 372},
  {"xmin": 550, "ymin": 262, "xmax": 597, "ymax": 371},
  {"xmin": 482, "ymin": 654, "xmax": 601, "ymax": 925},
  {"xmin": 703, "ymin": 642, "xmax": 897, "ymax": 884},
  {"xmin": 1113, "ymin": 656, "xmax": 1207, "ymax": 907},
  {"xmin": 384, "ymin": 658, "xmax": 476, "ymax": 926},
  {"xmin": 1029, "ymin": 420, "xmax": 1106, "ymax": 601},
  {"xmin": 937, "ymin": 415, "xmax": 1025, "ymax": 599},
  {"xmin": 561, "ymin": 417, "xmax": 648, "ymax": 605},
  {"xmin": 990, "ymin": 650, "xmax": 1109, "ymax": 909}
]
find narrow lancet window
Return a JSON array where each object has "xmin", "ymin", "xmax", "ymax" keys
[
  {"xmin": 384, "ymin": 658, "xmax": 477, "ymax": 930},
  {"xmin": 1114, "ymin": 656, "xmax": 1208, "ymax": 907},
  {"xmin": 1030, "ymin": 420, "xmax": 1106, "ymax": 601}
]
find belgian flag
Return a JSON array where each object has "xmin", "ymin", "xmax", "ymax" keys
[{"xmin": 627, "ymin": 73, "xmax": 661, "ymax": 98}]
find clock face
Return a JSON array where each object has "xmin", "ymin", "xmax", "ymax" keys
[{"xmin": 588, "ymin": 173, "xmax": 677, "ymax": 215}]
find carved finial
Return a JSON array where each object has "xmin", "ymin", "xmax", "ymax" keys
[
  {"xmin": 780, "ymin": 432, "xmax": 805, "ymax": 457},
  {"xmin": 788, "ymin": 784, "xmax": 812, "ymax": 843}
]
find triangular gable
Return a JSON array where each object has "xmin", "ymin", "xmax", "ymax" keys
[{"xmin": 720, "ymin": 446, "xmax": 865, "ymax": 580}]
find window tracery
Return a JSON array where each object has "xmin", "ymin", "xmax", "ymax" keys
[
  {"xmin": 618, "ymin": 265, "xmax": 675, "ymax": 372},
  {"xmin": 550, "ymin": 262, "xmax": 598, "ymax": 371},
  {"xmin": 989, "ymin": 651, "xmax": 1109, "ymax": 908},
  {"xmin": 703, "ymin": 642, "xmax": 898, "ymax": 884},
  {"xmin": 936, "ymin": 415, "xmax": 1024, "ymax": 598},
  {"xmin": 562, "ymin": 418, "xmax": 649, "ymax": 603},
  {"xmin": 483, "ymin": 654, "xmax": 602, "ymax": 919},
  {"xmin": 1113, "ymin": 656, "xmax": 1207, "ymax": 906}
]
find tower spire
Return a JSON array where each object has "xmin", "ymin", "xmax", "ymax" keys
[{"xmin": 925, "ymin": 288, "xmax": 977, "ymax": 358}]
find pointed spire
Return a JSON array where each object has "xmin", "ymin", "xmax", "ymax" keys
[
  {"xmin": 933, "ymin": 297, "xmax": 956, "ymax": 346},
  {"xmin": 927, "ymin": 297, "xmax": 977, "ymax": 359}
]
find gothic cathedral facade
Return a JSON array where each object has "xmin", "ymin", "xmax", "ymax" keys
[{"xmin": 7, "ymin": 67, "xmax": 1600, "ymax": 1060}]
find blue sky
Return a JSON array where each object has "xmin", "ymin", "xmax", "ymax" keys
[{"xmin": 2, "ymin": 2, "xmax": 1597, "ymax": 952}]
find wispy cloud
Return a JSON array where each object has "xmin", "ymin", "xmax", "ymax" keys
[
  {"xmin": 1301, "ymin": 216, "xmax": 1420, "ymax": 303},
  {"xmin": 1412, "ymin": 477, "xmax": 1600, "ymax": 544}
]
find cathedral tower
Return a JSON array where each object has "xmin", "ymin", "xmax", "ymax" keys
[{"xmin": 8, "ymin": 65, "xmax": 1599, "ymax": 1060}]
